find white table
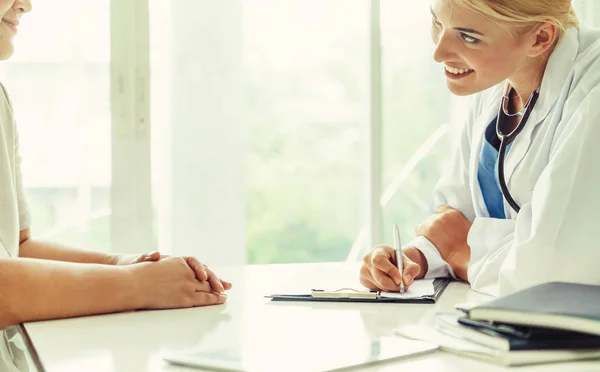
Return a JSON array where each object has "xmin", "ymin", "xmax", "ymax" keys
[{"xmin": 20, "ymin": 262, "xmax": 600, "ymax": 372}]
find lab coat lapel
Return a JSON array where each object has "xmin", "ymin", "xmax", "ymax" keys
[{"xmin": 504, "ymin": 28, "xmax": 579, "ymax": 186}]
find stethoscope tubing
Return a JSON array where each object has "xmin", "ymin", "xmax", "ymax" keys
[{"xmin": 495, "ymin": 87, "xmax": 540, "ymax": 214}]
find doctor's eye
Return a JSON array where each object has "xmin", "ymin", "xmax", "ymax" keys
[{"xmin": 461, "ymin": 33, "xmax": 481, "ymax": 44}]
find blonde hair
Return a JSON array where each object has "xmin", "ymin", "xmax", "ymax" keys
[{"xmin": 450, "ymin": 0, "xmax": 579, "ymax": 34}]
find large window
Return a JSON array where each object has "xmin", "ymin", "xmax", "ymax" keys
[
  {"xmin": 244, "ymin": 1, "xmax": 370, "ymax": 263},
  {"xmin": 0, "ymin": 0, "xmax": 111, "ymax": 250},
  {"xmin": 149, "ymin": 1, "xmax": 368, "ymax": 265}
]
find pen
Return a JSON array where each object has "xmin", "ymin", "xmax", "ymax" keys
[{"xmin": 393, "ymin": 224, "xmax": 404, "ymax": 294}]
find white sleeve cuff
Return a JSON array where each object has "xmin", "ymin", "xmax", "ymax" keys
[{"xmin": 408, "ymin": 235, "xmax": 456, "ymax": 279}]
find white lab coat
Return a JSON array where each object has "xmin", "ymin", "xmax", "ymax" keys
[{"xmin": 410, "ymin": 26, "xmax": 600, "ymax": 297}]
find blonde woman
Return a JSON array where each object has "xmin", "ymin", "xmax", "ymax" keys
[
  {"xmin": 0, "ymin": 1, "xmax": 231, "ymax": 369},
  {"xmin": 361, "ymin": 0, "xmax": 600, "ymax": 296}
]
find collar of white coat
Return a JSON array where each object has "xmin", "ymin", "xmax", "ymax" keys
[
  {"xmin": 533, "ymin": 27, "xmax": 579, "ymax": 123},
  {"xmin": 503, "ymin": 27, "xmax": 579, "ymax": 182}
]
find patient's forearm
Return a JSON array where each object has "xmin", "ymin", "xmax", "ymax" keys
[
  {"xmin": 19, "ymin": 238, "xmax": 114, "ymax": 265},
  {"xmin": 0, "ymin": 258, "xmax": 139, "ymax": 329}
]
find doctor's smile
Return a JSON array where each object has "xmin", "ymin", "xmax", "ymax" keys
[{"xmin": 444, "ymin": 64, "xmax": 475, "ymax": 79}]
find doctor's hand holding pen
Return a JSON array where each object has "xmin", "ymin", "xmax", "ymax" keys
[
  {"xmin": 359, "ymin": 245, "xmax": 426, "ymax": 292},
  {"xmin": 360, "ymin": 205, "xmax": 472, "ymax": 291}
]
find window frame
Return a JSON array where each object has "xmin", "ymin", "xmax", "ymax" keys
[{"xmin": 110, "ymin": 0, "xmax": 154, "ymax": 254}]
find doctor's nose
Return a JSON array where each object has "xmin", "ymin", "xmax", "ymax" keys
[{"xmin": 433, "ymin": 34, "xmax": 453, "ymax": 64}]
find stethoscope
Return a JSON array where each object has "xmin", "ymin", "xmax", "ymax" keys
[{"xmin": 495, "ymin": 85, "xmax": 540, "ymax": 214}]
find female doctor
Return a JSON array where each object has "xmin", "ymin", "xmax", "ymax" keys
[{"xmin": 360, "ymin": 0, "xmax": 600, "ymax": 296}]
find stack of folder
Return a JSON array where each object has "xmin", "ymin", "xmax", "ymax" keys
[{"xmin": 433, "ymin": 282, "xmax": 600, "ymax": 366}]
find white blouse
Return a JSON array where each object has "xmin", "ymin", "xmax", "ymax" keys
[{"xmin": 0, "ymin": 82, "xmax": 32, "ymax": 371}]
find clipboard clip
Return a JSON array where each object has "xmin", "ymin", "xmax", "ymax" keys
[{"xmin": 310, "ymin": 288, "xmax": 380, "ymax": 299}]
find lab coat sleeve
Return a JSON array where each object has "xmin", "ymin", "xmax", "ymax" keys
[
  {"xmin": 407, "ymin": 95, "xmax": 480, "ymax": 279},
  {"xmin": 468, "ymin": 87, "xmax": 600, "ymax": 296}
]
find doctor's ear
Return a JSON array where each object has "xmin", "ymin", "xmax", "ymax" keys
[{"xmin": 524, "ymin": 22, "xmax": 560, "ymax": 58}]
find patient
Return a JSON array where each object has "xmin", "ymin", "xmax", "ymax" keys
[{"xmin": 0, "ymin": 1, "xmax": 230, "ymax": 370}]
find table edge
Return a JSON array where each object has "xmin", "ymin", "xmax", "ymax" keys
[{"xmin": 17, "ymin": 324, "xmax": 47, "ymax": 372}]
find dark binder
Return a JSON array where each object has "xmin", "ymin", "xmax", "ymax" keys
[{"xmin": 266, "ymin": 278, "xmax": 451, "ymax": 304}]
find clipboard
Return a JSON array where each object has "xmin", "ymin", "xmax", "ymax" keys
[{"xmin": 266, "ymin": 278, "xmax": 451, "ymax": 304}]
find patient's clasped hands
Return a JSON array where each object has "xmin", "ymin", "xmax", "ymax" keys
[{"xmin": 112, "ymin": 252, "xmax": 232, "ymax": 308}]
